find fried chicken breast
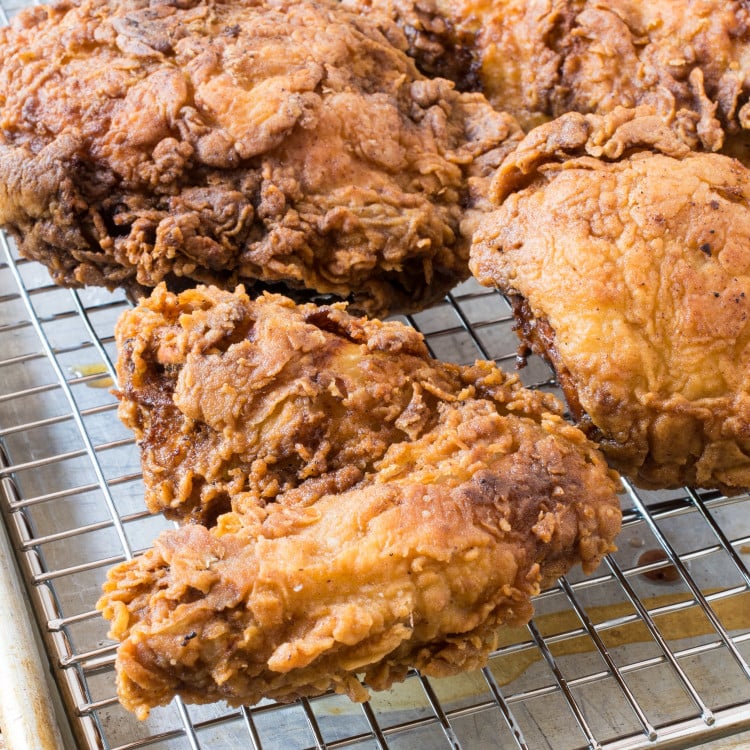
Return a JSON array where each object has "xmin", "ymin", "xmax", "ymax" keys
[
  {"xmin": 99, "ymin": 367, "xmax": 621, "ymax": 718},
  {"xmin": 0, "ymin": 0, "xmax": 519, "ymax": 316},
  {"xmin": 349, "ymin": 0, "xmax": 750, "ymax": 149},
  {"xmin": 116, "ymin": 283, "xmax": 617, "ymax": 525},
  {"xmin": 471, "ymin": 109, "xmax": 750, "ymax": 492}
]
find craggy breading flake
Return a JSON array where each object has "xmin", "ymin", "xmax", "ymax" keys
[
  {"xmin": 0, "ymin": 0, "xmax": 520, "ymax": 316},
  {"xmin": 348, "ymin": 0, "xmax": 750, "ymax": 149}
]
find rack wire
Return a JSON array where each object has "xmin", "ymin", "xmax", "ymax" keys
[
  {"xmin": 1, "ymin": 3, "xmax": 750, "ymax": 749},
  {"xmin": 2, "ymin": 236, "xmax": 750, "ymax": 750}
]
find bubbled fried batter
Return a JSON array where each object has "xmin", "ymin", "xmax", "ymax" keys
[
  {"xmin": 471, "ymin": 109, "xmax": 750, "ymax": 492},
  {"xmin": 349, "ymin": 0, "xmax": 750, "ymax": 150},
  {"xmin": 0, "ymin": 0, "xmax": 520, "ymax": 316},
  {"xmin": 115, "ymin": 283, "xmax": 597, "ymax": 524},
  {"xmin": 99, "ymin": 358, "xmax": 621, "ymax": 718}
]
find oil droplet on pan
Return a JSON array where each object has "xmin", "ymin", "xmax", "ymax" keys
[
  {"xmin": 637, "ymin": 548, "xmax": 680, "ymax": 583},
  {"xmin": 70, "ymin": 363, "xmax": 114, "ymax": 389}
]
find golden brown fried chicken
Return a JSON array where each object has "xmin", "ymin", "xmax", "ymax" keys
[
  {"xmin": 116, "ymin": 282, "xmax": 609, "ymax": 525},
  {"xmin": 471, "ymin": 109, "xmax": 750, "ymax": 492},
  {"xmin": 349, "ymin": 0, "xmax": 750, "ymax": 148},
  {"xmin": 98, "ymin": 374, "xmax": 621, "ymax": 718},
  {"xmin": 0, "ymin": 0, "xmax": 519, "ymax": 317}
]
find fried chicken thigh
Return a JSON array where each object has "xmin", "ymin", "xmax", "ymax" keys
[
  {"xmin": 116, "ymin": 283, "xmax": 613, "ymax": 524},
  {"xmin": 0, "ymin": 0, "xmax": 519, "ymax": 316},
  {"xmin": 99, "ymin": 344, "xmax": 621, "ymax": 717},
  {"xmin": 349, "ymin": 0, "xmax": 750, "ymax": 149},
  {"xmin": 471, "ymin": 109, "xmax": 750, "ymax": 492}
]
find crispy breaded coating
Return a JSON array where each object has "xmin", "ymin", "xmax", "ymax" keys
[
  {"xmin": 471, "ymin": 109, "xmax": 750, "ymax": 492},
  {"xmin": 116, "ymin": 283, "xmax": 606, "ymax": 524},
  {"xmin": 98, "ymin": 377, "xmax": 621, "ymax": 718},
  {"xmin": 348, "ymin": 0, "xmax": 750, "ymax": 148},
  {"xmin": 0, "ymin": 0, "xmax": 519, "ymax": 316},
  {"xmin": 341, "ymin": 0, "xmax": 480, "ymax": 90}
]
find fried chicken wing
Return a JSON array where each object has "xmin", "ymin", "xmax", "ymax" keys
[
  {"xmin": 116, "ymin": 283, "xmax": 608, "ymax": 524},
  {"xmin": 98, "ymin": 374, "xmax": 621, "ymax": 718},
  {"xmin": 349, "ymin": 0, "xmax": 750, "ymax": 149},
  {"xmin": 471, "ymin": 109, "xmax": 750, "ymax": 492},
  {"xmin": 0, "ymin": 0, "xmax": 519, "ymax": 316}
]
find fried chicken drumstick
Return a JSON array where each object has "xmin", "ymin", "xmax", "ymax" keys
[
  {"xmin": 349, "ymin": 0, "xmax": 750, "ymax": 149},
  {"xmin": 100, "ymin": 289, "xmax": 621, "ymax": 715},
  {"xmin": 471, "ymin": 109, "xmax": 750, "ymax": 492},
  {"xmin": 0, "ymin": 0, "xmax": 519, "ymax": 316}
]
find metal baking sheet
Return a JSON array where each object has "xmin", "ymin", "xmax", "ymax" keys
[{"xmin": 0, "ymin": 2, "xmax": 750, "ymax": 748}]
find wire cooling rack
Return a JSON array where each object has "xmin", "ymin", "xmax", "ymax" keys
[
  {"xmin": 2, "ymin": 229, "xmax": 750, "ymax": 750},
  {"xmin": 1, "ymin": 4, "xmax": 750, "ymax": 750}
]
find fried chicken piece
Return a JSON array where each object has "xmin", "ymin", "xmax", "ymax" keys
[
  {"xmin": 0, "ymin": 0, "xmax": 519, "ymax": 317},
  {"xmin": 98, "ymin": 380, "xmax": 621, "ymax": 718},
  {"xmin": 116, "ymin": 282, "xmax": 608, "ymax": 524},
  {"xmin": 471, "ymin": 109, "xmax": 750, "ymax": 492},
  {"xmin": 348, "ymin": 0, "xmax": 750, "ymax": 149}
]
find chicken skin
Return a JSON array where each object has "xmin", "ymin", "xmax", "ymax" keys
[
  {"xmin": 0, "ymin": 0, "xmax": 519, "ymax": 316},
  {"xmin": 99, "ymin": 360, "xmax": 621, "ymax": 718},
  {"xmin": 349, "ymin": 0, "xmax": 750, "ymax": 149},
  {"xmin": 471, "ymin": 109, "xmax": 750, "ymax": 492}
]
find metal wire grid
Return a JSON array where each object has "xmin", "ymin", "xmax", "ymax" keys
[{"xmin": 1, "ymin": 222, "xmax": 750, "ymax": 750}]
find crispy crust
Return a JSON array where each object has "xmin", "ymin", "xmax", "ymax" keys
[
  {"xmin": 0, "ymin": 0, "xmax": 520, "ymax": 316},
  {"xmin": 348, "ymin": 0, "xmax": 750, "ymax": 149},
  {"xmin": 115, "ymin": 283, "xmax": 615, "ymax": 523},
  {"xmin": 340, "ymin": 0, "xmax": 481, "ymax": 90},
  {"xmin": 471, "ymin": 110, "xmax": 750, "ymax": 492},
  {"xmin": 99, "ymin": 466, "xmax": 620, "ymax": 717}
]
